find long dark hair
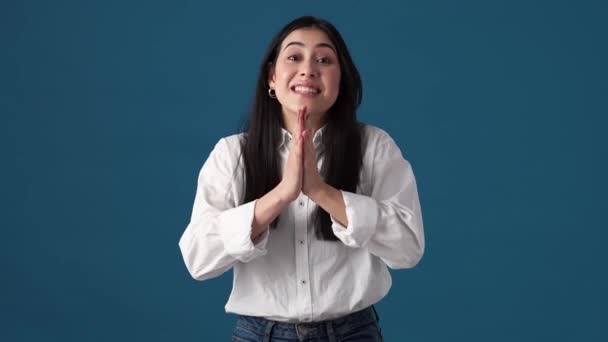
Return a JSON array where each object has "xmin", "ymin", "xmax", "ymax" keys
[{"xmin": 241, "ymin": 16, "xmax": 363, "ymax": 241}]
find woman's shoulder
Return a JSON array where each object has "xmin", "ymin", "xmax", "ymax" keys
[
  {"xmin": 216, "ymin": 132, "xmax": 246, "ymax": 152},
  {"xmin": 205, "ymin": 133, "xmax": 247, "ymax": 166},
  {"xmin": 360, "ymin": 123, "xmax": 395, "ymax": 147}
]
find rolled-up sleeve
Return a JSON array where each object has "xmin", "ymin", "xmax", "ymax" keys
[
  {"xmin": 330, "ymin": 132, "xmax": 425, "ymax": 269},
  {"xmin": 330, "ymin": 192, "xmax": 379, "ymax": 247},
  {"xmin": 178, "ymin": 138, "xmax": 269, "ymax": 281}
]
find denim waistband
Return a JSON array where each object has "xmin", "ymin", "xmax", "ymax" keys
[{"xmin": 235, "ymin": 305, "xmax": 380, "ymax": 341}]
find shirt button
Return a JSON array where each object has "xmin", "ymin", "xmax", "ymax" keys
[
  {"xmin": 299, "ymin": 201, "xmax": 305, "ymax": 206},
  {"xmin": 299, "ymin": 240, "xmax": 304, "ymax": 245},
  {"xmin": 301, "ymin": 280, "xmax": 306, "ymax": 284}
]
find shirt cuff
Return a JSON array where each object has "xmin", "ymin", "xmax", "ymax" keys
[
  {"xmin": 218, "ymin": 200, "xmax": 269, "ymax": 262},
  {"xmin": 330, "ymin": 191, "xmax": 379, "ymax": 248}
]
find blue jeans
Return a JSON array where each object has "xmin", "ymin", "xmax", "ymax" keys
[{"xmin": 231, "ymin": 306, "xmax": 384, "ymax": 342}]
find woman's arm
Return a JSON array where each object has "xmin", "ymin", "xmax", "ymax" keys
[
  {"xmin": 307, "ymin": 183, "xmax": 348, "ymax": 227},
  {"xmin": 180, "ymin": 111, "xmax": 309, "ymax": 280},
  {"xmin": 250, "ymin": 186, "xmax": 288, "ymax": 241},
  {"xmin": 178, "ymin": 137, "xmax": 273, "ymax": 281},
  {"xmin": 313, "ymin": 129, "xmax": 425, "ymax": 269}
]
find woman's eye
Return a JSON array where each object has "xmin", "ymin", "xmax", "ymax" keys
[
  {"xmin": 287, "ymin": 55, "xmax": 298, "ymax": 61},
  {"xmin": 317, "ymin": 57, "xmax": 331, "ymax": 64}
]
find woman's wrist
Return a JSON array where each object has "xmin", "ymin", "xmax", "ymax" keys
[
  {"xmin": 308, "ymin": 182, "xmax": 348, "ymax": 227},
  {"xmin": 272, "ymin": 181, "xmax": 292, "ymax": 207},
  {"xmin": 275, "ymin": 180, "xmax": 298, "ymax": 204},
  {"xmin": 307, "ymin": 181, "xmax": 331, "ymax": 205},
  {"xmin": 251, "ymin": 184, "xmax": 291, "ymax": 241}
]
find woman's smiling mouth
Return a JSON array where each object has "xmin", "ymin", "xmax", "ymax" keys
[{"xmin": 291, "ymin": 84, "xmax": 321, "ymax": 97}]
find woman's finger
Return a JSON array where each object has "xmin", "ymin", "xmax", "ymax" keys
[
  {"xmin": 304, "ymin": 110, "xmax": 309, "ymax": 133},
  {"xmin": 296, "ymin": 110, "xmax": 302, "ymax": 140},
  {"xmin": 298, "ymin": 107, "xmax": 307, "ymax": 137},
  {"xmin": 300, "ymin": 129, "xmax": 307, "ymax": 160},
  {"xmin": 304, "ymin": 128, "xmax": 314, "ymax": 161}
]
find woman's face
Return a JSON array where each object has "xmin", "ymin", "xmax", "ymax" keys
[{"xmin": 269, "ymin": 27, "xmax": 341, "ymax": 123}]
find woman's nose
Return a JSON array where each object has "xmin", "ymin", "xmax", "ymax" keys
[{"xmin": 299, "ymin": 61, "xmax": 318, "ymax": 77}]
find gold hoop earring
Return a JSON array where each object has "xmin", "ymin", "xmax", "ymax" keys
[{"xmin": 268, "ymin": 88, "xmax": 277, "ymax": 98}]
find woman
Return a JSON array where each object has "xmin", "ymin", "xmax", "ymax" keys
[{"xmin": 179, "ymin": 16, "xmax": 424, "ymax": 342}]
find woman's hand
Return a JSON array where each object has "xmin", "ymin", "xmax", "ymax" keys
[
  {"xmin": 301, "ymin": 117, "xmax": 325, "ymax": 198},
  {"xmin": 276, "ymin": 107, "xmax": 307, "ymax": 203}
]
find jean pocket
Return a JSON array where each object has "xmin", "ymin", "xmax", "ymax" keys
[
  {"xmin": 231, "ymin": 324, "xmax": 263, "ymax": 342},
  {"xmin": 340, "ymin": 321, "xmax": 383, "ymax": 342}
]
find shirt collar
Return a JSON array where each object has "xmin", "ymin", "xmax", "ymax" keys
[
  {"xmin": 279, "ymin": 127, "xmax": 292, "ymax": 150},
  {"xmin": 279, "ymin": 124, "xmax": 327, "ymax": 150},
  {"xmin": 313, "ymin": 124, "xmax": 326, "ymax": 146}
]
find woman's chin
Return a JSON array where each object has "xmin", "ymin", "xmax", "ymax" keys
[{"xmin": 288, "ymin": 103, "xmax": 326, "ymax": 116}]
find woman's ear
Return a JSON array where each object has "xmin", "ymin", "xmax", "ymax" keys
[{"xmin": 268, "ymin": 64, "xmax": 276, "ymax": 89}]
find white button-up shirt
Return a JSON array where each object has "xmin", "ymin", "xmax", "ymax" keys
[{"xmin": 178, "ymin": 125, "xmax": 424, "ymax": 322}]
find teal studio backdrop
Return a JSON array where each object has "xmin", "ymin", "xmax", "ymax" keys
[{"xmin": 2, "ymin": 0, "xmax": 607, "ymax": 341}]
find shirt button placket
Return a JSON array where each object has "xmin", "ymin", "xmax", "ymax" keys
[{"xmin": 294, "ymin": 195, "xmax": 312, "ymax": 322}]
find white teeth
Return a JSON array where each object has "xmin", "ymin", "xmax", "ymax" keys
[{"xmin": 293, "ymin": 86, "xmax": 319, "ymax": 94}]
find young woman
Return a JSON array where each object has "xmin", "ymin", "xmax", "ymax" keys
[{"xmin": 179, "ymin": 16, "xmax": 424, "ymax": 342}]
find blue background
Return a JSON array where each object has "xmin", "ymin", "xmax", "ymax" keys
[{"xmin": 2, "ymin": 0, "xmax": 607, "ymax": 341}]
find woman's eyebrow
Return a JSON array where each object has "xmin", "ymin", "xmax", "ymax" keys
[{"xmin": 283, "ymin": 41, "xmax": 337, "ymax": 53}]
